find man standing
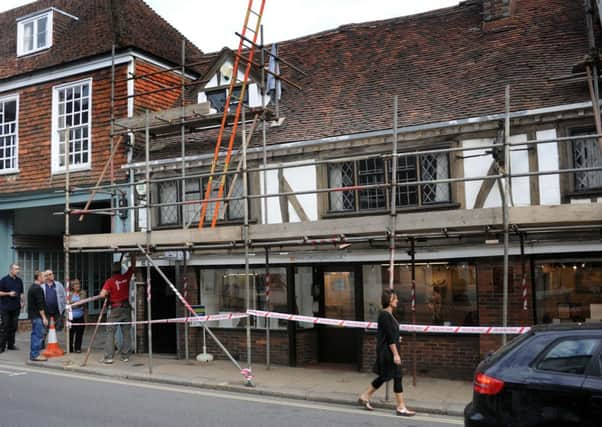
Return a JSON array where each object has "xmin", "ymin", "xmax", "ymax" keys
[
  {"xmin": 99, "ymin": 253, "xmax": 136, "ymax": 364},
  {"xmin": 28, "ymin": 271, "xmax": 48, "ymax": 361},
  {"xmin": 42, "ymin": 270, "xmax": 66, "ymax": 330},
  {"xmin": 0, "ymin": 263, "xmax": 24, "ymax": 352}
]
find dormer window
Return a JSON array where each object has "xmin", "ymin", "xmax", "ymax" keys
[{"xmin": 17, "ymin": 10, "xmax": 53, "ymax": 56}]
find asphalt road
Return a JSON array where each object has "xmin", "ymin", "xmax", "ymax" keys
[{"xmin": 0, "ymin": 362, "xmax": 463, "ymax": 427}]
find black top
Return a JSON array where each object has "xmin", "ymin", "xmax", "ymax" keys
[
  {"xmin": 372, "ymin": 310, "xmax": 402, "ymax": 380},
  {"xmin": 27, "ymin": 283, "xmax": 46, "ymax": 319},
  {"xmin": 0, "ymin": 274, "xmax": 23, "ymax": 311}
]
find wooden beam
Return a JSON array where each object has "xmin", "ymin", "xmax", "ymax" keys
[
  {"xmin": 280, "ymin": 174, "xmax": 309, "ymax": 222},
  {"xmin": 278, "ymin": 168, "xmax": 290, "ymax": 223}
]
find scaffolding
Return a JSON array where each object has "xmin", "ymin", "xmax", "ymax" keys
[{"xmin": 59, "ymin": 1, "xmax": 602, "ymax": 385}]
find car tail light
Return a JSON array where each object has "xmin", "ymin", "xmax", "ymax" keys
[{"xmin": 473, "ymin": 372, "xmax": 505, "ymax": 395}]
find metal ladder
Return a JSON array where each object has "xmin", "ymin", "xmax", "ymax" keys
[{"xmin": 198, "ymin": 0, "xmax": 266, "ymax": 229}]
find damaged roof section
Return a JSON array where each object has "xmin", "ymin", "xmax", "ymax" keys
[{"xmin": 130, "ymin": 0, "xmax": 593, "ymax": 163}]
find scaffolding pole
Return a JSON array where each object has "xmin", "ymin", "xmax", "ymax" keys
[
  {"xmin": 502, "ymin": 85, "xmax": 511, "ymax": 346},
  {"xmin": 145, "ymin": 110, "xmax": 153, "ymax": 374},
  {"xmin": 243, "ymin": 105, "xmax": 253, "ymax": 381},
  {"xmin": 64, "ymin": 127, "xmax": 72, "ymax": 365}
]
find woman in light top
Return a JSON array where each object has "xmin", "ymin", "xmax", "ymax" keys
[{"xmin": 68, "ymin": 279, "xmax": 87, "ymax": 353}]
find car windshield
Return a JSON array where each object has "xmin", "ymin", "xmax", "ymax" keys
[{"xmin": 486, "ymin": 332, "xmax": 532, "ymax": 365}]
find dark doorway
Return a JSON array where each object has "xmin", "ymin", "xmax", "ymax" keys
[
  {"xmin": 317, "ymin": 266, "xmax": 361, "ymax": 367},
  {"xmin": 148, "ymin": 267, "xmax": 177, "ymax": 354}
]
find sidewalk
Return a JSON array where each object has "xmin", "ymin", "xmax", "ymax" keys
[{"xmin": 2, "ymin": 330, "xmax": 472, "ymax": 417}]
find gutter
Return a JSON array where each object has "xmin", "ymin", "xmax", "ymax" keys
[{"xmin": 123, "ymin": 100, "xmax": 597, "ymax": 171}]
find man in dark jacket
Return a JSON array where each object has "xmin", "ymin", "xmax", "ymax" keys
[
  {"xmin": 28, "ymin": 271, "xmax": 48, "ymax": 361},
  {"xmin": 0, "ymin": 263, "xmax": 24, "ymax": 352}
]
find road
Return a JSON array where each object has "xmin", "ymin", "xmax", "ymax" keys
[{"xmin": 0, "ymin": 362, "xmax": 463, "ymax": 427}]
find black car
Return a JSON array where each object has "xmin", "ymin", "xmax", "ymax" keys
[{"xmin": 464, "ymin": 323, "xmax": 602, "ymax": 427}]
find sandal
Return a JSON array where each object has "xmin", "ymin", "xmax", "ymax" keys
[
  {"xmin": 396, "ymin": 407, "xmax": 416, "ymax": 417},
  {"xmin": 357, "ymin": 397, "xmax": 374, "ymax": 411}
]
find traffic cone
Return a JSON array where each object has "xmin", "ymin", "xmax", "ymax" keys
[{"xmin": 43, "ymin": 317, "xmax": 64, "ymax": 358}]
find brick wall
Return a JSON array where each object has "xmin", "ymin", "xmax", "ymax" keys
[
  {"xmin": 0, "ymin": 65, "xmax": 130, "ymax": 194},
  {"xmin": 133, "ymin": 60, "xmax": 184, "ymax": 115},
  {"xmin": 296, "ymin": 329, "xmax": 318, "ymax": 365},
  {"xmin": 361, "ymin": 332, "xmax": 481, "ymax": 380}
]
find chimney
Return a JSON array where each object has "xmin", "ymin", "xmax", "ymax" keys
[{"xmin": 482, "ymin": 0, "xmax": 515, "ymax": 21}]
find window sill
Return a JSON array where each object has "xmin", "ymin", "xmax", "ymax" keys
[
  {"xmin": 0, "ymin": 168, "xmax": 20, "ymax": 176},
  {"xmin": 17, "ymin": 45, "xmax": 52, "ymax": 58},
  {"xmin": 51, "ymin": 164, "xmax": 91, "ymax": 175},
  {"xmin": 323, "ymin": 202, "xmax": 461, "ymax": 219},
  {"xmin": 565, "ymin": 189, "xmax": 602, "ymax": 199}
]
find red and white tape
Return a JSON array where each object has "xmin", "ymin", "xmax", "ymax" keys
[
  {"xmin": 66, "ymin": 312, "xmax": 248, "ymax": 328},
  {"xmin": 246, "ymin": 309, "xmax": 530, "ymax": 335}
]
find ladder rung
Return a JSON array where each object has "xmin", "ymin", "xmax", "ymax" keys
[
  {"xmin": 249, "ymin": 9, "xmax": 261, "ymax": 17},
  {"xmin": 245, "ymin": 26, "xmax": 256, "ymax": 34}
]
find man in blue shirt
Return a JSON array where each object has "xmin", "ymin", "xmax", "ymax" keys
[{"xmin": 0, "ymin": 263, "xmax": 24, "ymax": 352}]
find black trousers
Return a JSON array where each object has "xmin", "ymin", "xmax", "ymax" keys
[
  {"xmin": 0, "ymin": 308, "xmax": 21, "ymax": 350},
  {"xmin": 69, "ymin": 317, "xmax": 85, "ymax": 352},
  {"xmin": 372, "ymin": 374, "xmax": 403, "ymax": 394}
]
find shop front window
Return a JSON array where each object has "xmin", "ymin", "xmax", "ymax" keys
[
  {"xmin": 199, "ymin": 267, "xmax": 288, "ymax": 329},
  {"xmin": 362, "ymin": 262, "xmax": 478, "ymax": 325},
  {"xmin": 535, "ymin": 261, "xmax": 602, "ymax": 324}
]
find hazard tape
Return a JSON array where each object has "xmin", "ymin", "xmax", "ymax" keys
[
  {"xmin": 246, "ymin": 310, "xmax": 530, "ymax": 335},
  {"xmin": 66, "ymin": 312, "xmax": 248, "ymax": 328}
]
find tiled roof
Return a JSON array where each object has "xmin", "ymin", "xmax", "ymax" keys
[
  {"xmin": 0, "ymin": 0, "xmax": 204, "ymax": 81},
  {"xmin": 131, "ymin": 0, "xmax": 594, "ymax": 161}
]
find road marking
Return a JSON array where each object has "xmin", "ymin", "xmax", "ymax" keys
[
  {"xmin": 0, "ymin": 368, "xmax": 27, "ymax": 376},
  {"xmin": 0, "ymin": 363, "xmax": 462, "ymax": 425}
]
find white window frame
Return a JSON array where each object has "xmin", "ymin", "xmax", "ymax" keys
[
  {"xmin": 0, "ymin": 94, "xmax": 19, "ymax": 175},
  {"xmin": 16, "ymin": 10, "xmax": 53, "ymax": 57},
  {"xmin": 51, "ymin": 78, "xmax": 92, "ymax": 174}
]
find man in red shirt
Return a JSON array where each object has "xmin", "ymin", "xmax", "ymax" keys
[{"xmin": 99, "ymin": 254, "xmax": 136, "ymax": 364}]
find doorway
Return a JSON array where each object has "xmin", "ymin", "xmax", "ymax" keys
[
  {"xmin": 317, "ymin": 266, "xmax": 361, "ymax": 366},
  {"xmin": 148, "ymin": 267, "xmax": 177, "ymax": 354}
]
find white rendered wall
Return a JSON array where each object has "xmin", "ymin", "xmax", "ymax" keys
[
  {"xmin": 261, "ymin": 162, "xmax": 318, "ymax": 224},
  {"xmin": 536, "ymin": 129, "xmax": 561, "ymax": 205},
  {"xmin": 462, "ymin": 138, "xmax": 494, "ymax": 209}
]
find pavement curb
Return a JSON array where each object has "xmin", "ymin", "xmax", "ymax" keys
[{"xmin": 25, "ymin": 360, "xmax": 465, "ymax": 417}]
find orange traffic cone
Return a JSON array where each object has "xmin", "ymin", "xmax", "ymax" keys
[{"xmin": 43, "ymin": 317, "xmax": 64, "ymax": 358}]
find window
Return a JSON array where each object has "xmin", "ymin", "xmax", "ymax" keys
[
  {"xmin": 52, "ymin": 79, "xmax": 91, "ymax": 173},
  {"xmin": 572, "ymin": 131, "xmax": 602, "ymax": 192},
  {"xmin": 0, "ymin": 96, "xmax": 18, "ymax": 173},
  {"xmin": 537, "ymin": 338, "xmax": 599, "ymax": 375},
  {"xmin": 199, "ymin": 267, "xmax": 288, "ymax": 329},
  {"xmin": 362, "ymin": 262, "xmax": 478, "ymax": 325},
  {"xmin": 17, "ymin": 250, "xmax": 111, "ymax": 318},
  {"xmin": 206, "ymin": 86, "xmax": 248, "ymax": 113},
  {"xmin": 17, "ymin": 11, "xmax": 52, "ymax": 56},
  {"xmin": 156, "ymin": 176, "xmax": 244, "ymax": 227},
  {"xmin": 534, "ymin": 260, "xmax": 602, "ymax": 324},
  {"xmin": 328, "ymin": 153, "xmax": 451, "ymax": 212}
]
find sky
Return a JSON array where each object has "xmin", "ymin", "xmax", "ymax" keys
[{"xmin": 1, "ymin": 0, "xmax": 459, "ymax": 52}]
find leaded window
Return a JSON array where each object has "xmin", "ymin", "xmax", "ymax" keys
[
  {"xmin": 573, "ymin": 132, "xmax": 602, "ymax": 191},
  {"xmin": 0, "ymin": 97, "xmax": 18, "ymax": 172},
  {"xmin": 328, "ymin": 152, "xmax": 451, "ymax": 213},
  {"xmin": 206, "ymin": 86, "xmax": 248, "ymax": 113},
  {"xmin": 52, "ymin": 80, "xmax": 91, "ymax": 172},
  {"xmin": 157, "ymin": 175, "xmax": 245, "ymax": 227}
]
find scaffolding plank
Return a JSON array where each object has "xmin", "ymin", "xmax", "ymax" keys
[
  {"xmin": 66, "ymin": 204, "xmax": 602, "ymax": 250},
  {"xmin": 114, "ymin": 102, "xmax": 211, "ymax": 131},
  {"xmin": 68, "ymin": 227, "xmax": 241, "ymax": 249}
]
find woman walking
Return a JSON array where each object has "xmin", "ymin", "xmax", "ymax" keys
[
  {"xmin": 68, "ymin": 279, "xmax": 86, "ymax": 353},
  {"xmin": 358, "ymin": 288, "xmax": 415, "ymax": 416}
]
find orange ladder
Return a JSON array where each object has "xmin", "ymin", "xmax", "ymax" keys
[{"xmin": 198, "ymin": 0, "xmax": 266, "ymax": 229}]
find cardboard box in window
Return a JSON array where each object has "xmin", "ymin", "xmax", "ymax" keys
[{"xmin": 590, "ymin": 304, "xmax": 602, "ymax": 321}]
